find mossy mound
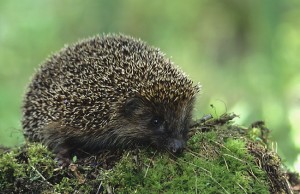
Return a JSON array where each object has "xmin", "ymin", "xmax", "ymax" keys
[{"xmin": 0, "ymin": 114, "xmax": 299, "ymax": 193}]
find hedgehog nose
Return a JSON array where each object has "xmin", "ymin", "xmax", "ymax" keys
[{"xmin": 168, "ymin": 139, "xmax": 185, "ymax": 154}]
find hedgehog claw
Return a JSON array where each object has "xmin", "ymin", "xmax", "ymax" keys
[
  {"xmin": 52, "ymin": 144, "xmax": 73, "ymax": 167},
  {"xmin": 54, "ymin": 155, "xmax": 71, "ymax": 167}
]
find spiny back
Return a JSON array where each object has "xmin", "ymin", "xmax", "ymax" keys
[{"xmin": 22, "ymin": 34, "xmax": 199, "ymax": 141}]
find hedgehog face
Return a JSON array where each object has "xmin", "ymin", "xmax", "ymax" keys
[
  {"xmin": 122, "ymin": 97, "xmax": 195, "ymax": 154},
  {"xmin": 152, "ymin": 101, "xmax": 194, "ymax": 154},
  {"xmin": 148, "ymin": 112, "xmax": 190, "ymax": 154}
]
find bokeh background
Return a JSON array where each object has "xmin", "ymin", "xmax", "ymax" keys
[{"xmin": 0, "ymin": 0, "xmax": 299, "ymax": 172}]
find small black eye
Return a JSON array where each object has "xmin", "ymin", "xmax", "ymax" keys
[{"xmin": 151, "ymin": 116, "xmax": 163, "ymax": 127}]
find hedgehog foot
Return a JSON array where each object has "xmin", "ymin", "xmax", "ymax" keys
[
  {"xmin": 53, "ymin": 144, "xmax": 72, "ymax": 167},
  {"xmin": 40, "ymin": 122, "xmax": 74, "ymax": 166}
]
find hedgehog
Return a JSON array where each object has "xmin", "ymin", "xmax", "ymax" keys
[{"xmin": 22, "ymin": 34, "xmax": 200, "ymax": 163}]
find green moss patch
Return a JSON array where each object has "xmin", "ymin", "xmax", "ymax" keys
[{"xmin": 0, "ymin": 114, "xmax": 298, "ymax": 193}]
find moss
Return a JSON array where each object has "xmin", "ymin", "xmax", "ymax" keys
[
  {"xmin": 0, "ymin": 151, "xmax": 26, "ymax": 191},
  {"xmin": 53, "ymin": 177, "xmax": 77, "ymax": 193},
  {"xmin": 104, "ymin": 132, "xmax": 270, "ymax": 193},
  {"xmin": 0, "ymin": 113, "xmax": 297, "ymax": 193}
]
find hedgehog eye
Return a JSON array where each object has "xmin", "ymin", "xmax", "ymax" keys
[{"xmin": 151, "ymin": 116, "xmax": 164, "ymax": 128}]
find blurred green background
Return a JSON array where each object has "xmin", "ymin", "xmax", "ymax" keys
[{"xmin": 0, "ymin": 0, "xmax": 299, "ymax": 172}]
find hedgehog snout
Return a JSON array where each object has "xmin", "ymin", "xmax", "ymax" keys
[{"xmin": 167, "ymin": 138, "xmax": 186, "ymax": 154}]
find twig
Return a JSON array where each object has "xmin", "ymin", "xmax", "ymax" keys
[
  {"xmin": 30, "ymin": 164, "xmax": 53, "ymax": 186},
  {"xmin": 96, "ymin": 181, "xmax": 103, "ymax": 194},
  {"xmin": 237, "ymin": 182, "xmax": 247, "ymax": 194}
]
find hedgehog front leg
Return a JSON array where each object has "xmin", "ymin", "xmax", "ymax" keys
[
  {"xmin": 40, "ymin": 122, "xmax": 75, "ymax": 166},
  {"xmin": 52, "ymin": 143, "xmax": 72, "ymax": 166}
]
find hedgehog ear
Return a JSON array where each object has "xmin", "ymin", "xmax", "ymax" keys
[{"xmin": 123, "ymin": 97, "xmax": 144, "ymax": 117}]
